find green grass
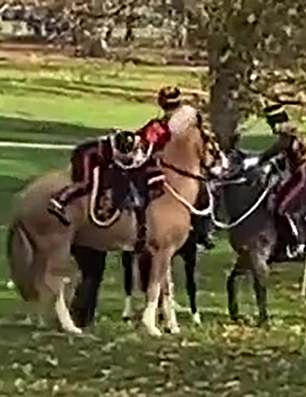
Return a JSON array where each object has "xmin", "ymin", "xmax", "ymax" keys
[
  {"xmin": 0, "ymin": 59, "xmax": 202, "ymax": 141},
  {"xmin": 0, "ymin": 59, "xmax": 306, "ymax": 396}
]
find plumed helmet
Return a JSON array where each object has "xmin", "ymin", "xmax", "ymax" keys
[
  {"xmin": 157, "ymin": 86, "xmax": 182, "ymax": 111},
  {"xmin": 264, "ymin": 104, "xmax": 289, "ymax": 130},
  {"xmin": 113, "ymin": 130, "xmax": 135, "ymax": 154}
]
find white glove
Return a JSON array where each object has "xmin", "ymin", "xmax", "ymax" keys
[{"xmin": 243, "ymin": 156, "xmax": 259, "ymax": 169}]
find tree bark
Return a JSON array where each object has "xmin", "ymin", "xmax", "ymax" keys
[{"xmin": 208, "ymin": 48, "xmax": 241, "ymax": 151}]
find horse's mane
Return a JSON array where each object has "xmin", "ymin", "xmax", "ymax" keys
[{"xmin": 168, "ymin": 105, "xmax": 198, "ymax": 136}]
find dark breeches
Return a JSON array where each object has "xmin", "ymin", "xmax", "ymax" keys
[{"xmin": 70, "ymin": 245, "xmax": 106, "ymax": 328}]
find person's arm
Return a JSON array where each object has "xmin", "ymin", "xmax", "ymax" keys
[{"xmin": 259, "ymin": 135, "xmax": 293, "ymax": 164}]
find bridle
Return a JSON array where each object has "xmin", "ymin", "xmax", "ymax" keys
[
  {"xmin": 160, "ymin": 129, "xmax": 223, "ymax": 182},
  {"xmin": 160, "ymin": 159, "xmax": 207, "ymax": 182}
]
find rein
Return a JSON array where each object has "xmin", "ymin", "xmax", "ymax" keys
[
  {"xmin": 207, "ymin": 179, "xmax": 274, "ymax": 229},
  {"xmin": 160, "ymin": 159, "xmax": 207, "ymax": 182},
  {"xmin": 165, "ymin": 173, "xmax": 276, "ymax": 230}
]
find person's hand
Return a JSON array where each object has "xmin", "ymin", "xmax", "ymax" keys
[{"xmin": 243, "ymin": 156, "xmax": 259, "ymax": 170}]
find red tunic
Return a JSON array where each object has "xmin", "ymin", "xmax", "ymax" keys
[{"xmin": 136, "ymin": 118, "xmax": 171, "ymax": 152}]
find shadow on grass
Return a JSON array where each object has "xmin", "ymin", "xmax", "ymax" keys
[
  {"xmin": 0, "ymin": 115, "xmax": 111, "ymax": 143},
  {"xmin": 0, "ymin": 76, "xmax": 158, "ymax": 103},
  {"xmin": 0, "ymin": 114, "xmax": 273, "ymax": 147}
]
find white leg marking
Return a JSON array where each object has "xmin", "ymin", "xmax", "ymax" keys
[
  {"xmin": 163, "ymin": 275, "xmax": 180, "ymax": 334},
  {"xmin": 192, "ymin": 312, "xmax": 202, "ymax": 326},
  {"xmin": 142, "ymin": 283, "xmax": 161, "ymax": 337},
  {"xmin": 55, "ymin": 280, "xmax": 82, "ymax": 334},
  {"xmin": 122, "ymin": 296, "xmax": 133, "ymax": 319}
]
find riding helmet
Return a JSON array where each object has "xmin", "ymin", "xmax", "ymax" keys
[
  {"xmin": 157, "ymin": 86, "xmax": 182, "ymax": 111},
  {"xmin": 264, "ymin": 104, "xmax": 289, "ymax": 130},
  {"xmin": 114, "ymin": 130, "xmax": 135, "ymax": 154}
]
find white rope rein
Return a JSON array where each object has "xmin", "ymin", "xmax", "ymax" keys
[
  {"xmin": 165, "ymin": 175, "xmax": 274, "ymax": 230},
  {"xmin": 164, "ymin": 182, "xmax": 212, "ymax": 216},
  {"xmin": 89, "ymin": 166, "xmax": 120, "ymax": 227},
  {"xmin": 207, "ymin": 181, "xmax": 273, "ymax": 230}
]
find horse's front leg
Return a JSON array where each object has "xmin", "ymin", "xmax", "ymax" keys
[
  {"xmin": 122, "ymin": 251, "xmax": 134, "ymax": 321},
  {"xmin": 227, "ymin": 255, "xmax": 246, "ymax": 322},
  {"xmin": 142, "ymin": 250, "xmax": 171, "ymax": 337},
  {"xmin": 251, "ymin": 255, "xmax": 270, "ymax": 326},
  {"xmin": 162, "ymin": 267, "xmax": 180, "ymax": 334}
]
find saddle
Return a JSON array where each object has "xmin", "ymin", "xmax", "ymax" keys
[{"xmin": 89, "ymin": 157, "xmax": 165, "ymax": 228}]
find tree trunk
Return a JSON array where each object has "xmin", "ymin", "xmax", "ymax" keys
[
  {"xmin": 208, "ymin": 61, "xmax": 240, "ymax": 151},
  {"xmin": 207, "ymin": 36, "xmax": 241, "ymax": 151}
]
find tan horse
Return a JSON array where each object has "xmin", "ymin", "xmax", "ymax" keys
[{"xmin": 7, "ymin": 110, "xmax": 227, "ymax": 336}]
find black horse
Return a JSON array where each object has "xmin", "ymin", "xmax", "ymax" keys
[{"xmin": 221, "ymin": 150, "xmax": 306, "ymax": 325}]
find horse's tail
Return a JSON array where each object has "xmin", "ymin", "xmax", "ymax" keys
[
  {"xmin": 7, "ymin": 221, "xmax": 38, "ymax": 301},
  {"xmin": 137, "ymin": 249, "xmax": 153, "ymax": 293}
]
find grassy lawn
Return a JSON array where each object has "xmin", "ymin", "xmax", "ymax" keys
[{"xmin": 0, "ymin": 59, "xmax": 306, "ymax": 396}]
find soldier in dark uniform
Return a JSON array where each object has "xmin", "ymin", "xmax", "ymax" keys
[{"xmin": 259, "ymin": 105, "xmax": 306, "ymax": 255}]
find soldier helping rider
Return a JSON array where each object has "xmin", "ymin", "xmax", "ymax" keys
[{"xmin": 245, "ymin": 104, "xmax": 306, "ymax": 256}]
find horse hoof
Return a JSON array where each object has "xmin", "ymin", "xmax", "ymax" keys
[
  {"xmin": 192, "ymin": 312, "xmax": 202, "ymax": 326},
  {"xmin": 169, "ymin": 325, "xmax": 180, "ymax": 335},
  {"xmin": 229, "ymin": 312, "xmax": 239, "ymax": 322},
  {"xmin": 257, "ymin": 318, "xmax": 270, "ymax": 329},
  {"xmin": 146, "ymin": 326, "xmax": 162, "ymax": 337},
  {"xmin": 64, "ymin": 326, "xmax": 83, "ymax": 335}
]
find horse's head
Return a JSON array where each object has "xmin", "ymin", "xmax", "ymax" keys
[
  {"xmin": 164, "ymin": 108, "xmax": 228, "ymax": 178},
  {"xmin": 225, "ymin": 149, "xmax": 284, "ymax": 186},
  {"xmin": 198, "ymin": 130, "xmax": 229, "ymax": 178}
]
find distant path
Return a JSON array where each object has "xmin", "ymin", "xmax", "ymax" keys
[{"xmin": 0, "ymin": 141, "xmax": 74, "ymax": 150}]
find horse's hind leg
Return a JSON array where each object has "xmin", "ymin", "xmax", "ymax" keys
[
  {"xmin": 55, "ymin": 278, "xmax": 82, "ymax": 334},
  {"xmin": 122, "ymin": 251, "xmax": 134, "ymax": 321},
  {"xmin": 46, "ymin": 273, "xmax": 82, "ymax": 334},
  {"xmin": 251, "ymin": 257, "xmax": 270, "ymax": 325},
  {"xmin": 227, "ymin": 255, "xmax": 246, "ymax": 321},
  {"xmin": 142, "ymin": 250, "xmax": 172, "ymax": 337}
]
